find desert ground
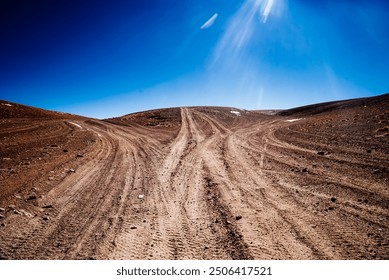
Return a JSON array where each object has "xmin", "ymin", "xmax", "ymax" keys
[{"xmin": 0, "ymin": 94, "xmax": 388, "ymax": 260}]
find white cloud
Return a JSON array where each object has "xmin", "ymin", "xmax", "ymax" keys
[{"xmin": 200, "ymin": 13, "xmax": 218, "ymax": 29}]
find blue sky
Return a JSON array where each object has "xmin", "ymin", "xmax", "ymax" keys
[{"xmin": 1, "ymin": 0, "xmax": 388, "ymax": 118}]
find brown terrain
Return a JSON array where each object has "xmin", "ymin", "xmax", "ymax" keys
[{"xmin": 0, "ymin": 94, "xmax": 388, "ymax": 260}]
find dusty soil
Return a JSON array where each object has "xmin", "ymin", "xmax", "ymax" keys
[{"xmin": 0, "ymin": 95, "xmax": 388, "ymax": 260}]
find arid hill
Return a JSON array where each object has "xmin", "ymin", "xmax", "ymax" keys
[{"xmin": 0, "ymin": 94, "xmax": 388, "ymax": 259}]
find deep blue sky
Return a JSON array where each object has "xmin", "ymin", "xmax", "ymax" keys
[{"xmin": 1, "ymin": 0, "xmax": 388, "ymax": 118}]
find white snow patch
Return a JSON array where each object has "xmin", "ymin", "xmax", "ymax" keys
[
  {"xmin": 286, "ymin": 118, "xmax": 302, "ymax": 123},
  {"xmin": 68, "ymin": 122, "xmax": 82, "ymax": 129},
  {"xmin": 230, "ymin": 110, "xmax": 241, "ymax": 116},
  {"xmin": 2, "ymin": 103, "xmax": 12, "ymax": 107}
]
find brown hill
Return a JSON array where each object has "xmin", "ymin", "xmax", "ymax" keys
[
  {"xmin": 0, "ymin": 95, "xmax": 388, "ymax": 260},
  {"xmin": 0, "ymin": 100, "xmax": 85, "ymax": 120},
  {"xmin": 279, "ymin": 93, "xmax": 389, "ymax": 116}
]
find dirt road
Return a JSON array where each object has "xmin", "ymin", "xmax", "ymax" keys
[{"xmin": 0, "ymin": 96, "xmax": 388, "ymax": 259}]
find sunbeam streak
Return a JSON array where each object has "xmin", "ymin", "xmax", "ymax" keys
[
  {"xmin": 212, "ymin": 0, "xmax": 278, "ymax": 63},
  {"xmin": 262, "ymin": 0, "xmax": 275, "ymax": 23}
]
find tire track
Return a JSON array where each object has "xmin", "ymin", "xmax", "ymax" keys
[{"xmin": 1, "ymin": 102, "xmax": 388, "ymax": 260}]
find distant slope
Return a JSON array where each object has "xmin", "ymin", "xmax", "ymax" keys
[
  {"xmin": 0, "ymin": 100, "xmax": 84, "ymax": 119},
  {"xmin": 105, "ymin": 107, "xmax": 182, "ymax": 128},
  {"xmin": 279, "ymin": 93, "xmax": 389, "ymax": 117},
  {"xmin": 104, "ymin": 106, "xmax": 272, "ymax": 132}
]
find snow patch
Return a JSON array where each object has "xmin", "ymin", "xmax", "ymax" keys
[
  {"xmin": 286, "ymin": 118, "xmax": 303, "ymax": 123},
  {"xmin": 68, "ymin": 121, "xmax": 82, "ymax": 129},
  {"xmin": 230, "ymin": 110, "xmax": 241, "ymax": 116},
  {"xmin": 2, "ymin": 103, "xmax": 12, "ymax": 107}
]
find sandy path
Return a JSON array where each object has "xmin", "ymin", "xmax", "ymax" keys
[{"xmin": 0, "ymin": 106, "xmax": 388, "ymax": 259}]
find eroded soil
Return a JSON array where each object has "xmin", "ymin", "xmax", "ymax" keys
[{"xmin": 0, "ymin": 95, "xmax": 388, "ymax": 259}]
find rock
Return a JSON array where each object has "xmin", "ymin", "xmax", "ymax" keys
[
  {"xmin": 48, "ymin": 176, "xmax": 54, "ymax": 181},
  {"xmin": 27, "ymin": 195, "xmax": 37, "ymax": 201},
  {"xmin": 373, "ymin": 169, "xmax": 381, "ymax": 174},
  {"xmin": 302, "ymin": 168, "xmax": 308, "ymax": 172},
  {"xmin": 63, "ymin": 149, "xmax": 68, "ymax": 153},
  {"xmin": 130, "ymin": 226, "xmax": 137, "ymax": 230},
  {"xmin": 19, "ymin": 209, "xmax": 33, "ymax": 218},
  {"xmin": 8, "ymin": 205, "xmax": 16, "ymax": 210},
  {"xmin": 0, "ymin": 207, "xmax": 5, "ymax": 212},
  {"xmin": 331, "ymin": 197, "xmax": 337, "ymax": 203},
  {"xmin": 76, "ymin": 154, "xmax": 84, "ymax": 158},
  {"xmin": 138, "ymin": 194, "xmax": 144, "ymax": 199},
  {"xmin": 235, "ymin": 215, "xmax": 242, "ymax": 221},
  {"xmin": 69, "ymin": 169, "xmax": 75, "ymax": 173},
  {"xmin": 1, "ymin": 223, "xmax": 5, "ymax": 227},
  {"xmin": 214, "ymin": 219, "xmax": 219, "ymax": 224},
  {"xmin": 0, "ymin": 214, "xmax": 4, "ymax": 219},
  {"xmin": 317, "ymin": 151, "xmax": 325, "ymax": 155},
  {"xmin": 43, "ymin": 216, "xmax": 49, "ymax": 221},
  {"xmin": 42, "ymin": 205, "xmax": 53, "ymax": 209},
  {"xmin": 328, "ymin": 207, "xmax": 334, "ymax": 211},
  {"xmin": 204, "ymin": 177, "xmax": 215, "ymax": 187}
]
